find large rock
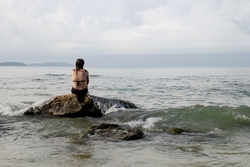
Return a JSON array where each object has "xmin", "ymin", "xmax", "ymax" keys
[
  {"xmin": 23, "ymin": 94, "xmax": 137, "ymax": 118},
  {"xmin": 80, "ymin": 123, "xmax": 144, "ymax": 140}
]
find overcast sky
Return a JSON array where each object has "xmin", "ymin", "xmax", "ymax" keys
[{"xmin": 0, "ymin": 0, "xmax": 249, "ymax": 67}]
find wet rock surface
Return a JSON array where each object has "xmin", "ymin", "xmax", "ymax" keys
[
  {"xmin": 24, "ymin": 94, "xmax": 103, "ymax": 117},
  {"xmin": 80, "ymin": 123, "xmax": 144, "ymax": 141}
]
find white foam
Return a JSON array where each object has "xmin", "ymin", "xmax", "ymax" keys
[
  {"xmin": 0, "ymin": 99, "xmax": 49, "ymax": 117},
  {"xmin": 126, "ymin": 119, "xmax": 145, "ymax": 127},
  {"xmin": 0, "ymin": 103, "xmax": 15, "ymax": 116},
  {"xmin": 207, "ymin": 127, "xmax": 223, "ymax": 135},
  {"xmin": 125, "ymin": 117, "xmax": 163, "ymax": 131},
  {"xmin": 91, "ymin": 96, "xmax": 128, "ymax": 114},
  {"xmin": 235, "ymin": 114, "xmax": 250, "ymax": 121},
  {"xmin": 105, "ymin": 104, "xmax": 126, "ymax": 114},
  {"xmin": 143, "ymin": 117, "xmax": 163, "ymax": 130}
]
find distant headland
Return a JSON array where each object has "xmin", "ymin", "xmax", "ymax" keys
[
  {"xmin": 0, "ymin": 62, "xmax": 72, "ymax": 66},
  {"xmin": 0, "ymin": 62, "xmax": 26, "ymax": 66}
]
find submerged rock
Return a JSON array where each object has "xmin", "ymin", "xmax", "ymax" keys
[
  {"xmin": 166, "ymin": 127, "xmax": 189, "ymax": 135},
  {"xmin": 80, "ymin": 123, "xmax": 144, "ymax": 140},
  {"xmin": 23, "ymin": 94, "xmax": 137, "ymax": 118}
]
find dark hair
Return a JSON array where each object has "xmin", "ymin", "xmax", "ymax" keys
[{"xmin": 75, "ymin": 59, "xmax": 85, "ymax": 73}]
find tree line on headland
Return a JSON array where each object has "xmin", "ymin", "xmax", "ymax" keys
[
  {"xmin": 0, "ymin": 62, "xmax": 26, "ymax": 66},
  {"xmin": 0, "ymin": 62, "xmax": 72, "ymax": 66}
]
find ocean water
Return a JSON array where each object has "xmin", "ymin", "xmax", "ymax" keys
[{"xmin": 0, "ymin": 66, "xmax": 250, "ymax": 167}]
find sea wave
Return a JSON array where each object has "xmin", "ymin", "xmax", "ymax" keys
[
  {"xmin": 46, "ymin": 74, "xmax": 66, "ymax": 76},
  {"xmin": 1, "ymin": 98, "xmax": 249, "ymax": 134},
  {"xmin": 89, "ymin": 95, "xmax": 137, "ymax": 114},
  {"xmin": 101, "ymin": 105, "xmax": 250, "ymax": 133},
  {"xmin": 0, "ymin": 103, "xmax": 25, "ymax": 116},
  {"xmin": 0, "ymin": 99, "xmax": 49, "ymax": 117},
  {"xmin": 157, "ymin": 105, "xmax": 250, "ymax": 132}
]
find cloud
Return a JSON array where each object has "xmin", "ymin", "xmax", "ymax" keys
[{"xmin": 0, "ymin": 0, "xmax": 249, "ymax": 64}]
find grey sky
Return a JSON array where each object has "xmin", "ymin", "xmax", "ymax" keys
[{"xmin": 0, "ymin": 0, "xmax": 249, "ymax": 67}]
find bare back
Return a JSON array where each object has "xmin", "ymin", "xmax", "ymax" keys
[{"xmin": 71, "ymin": 69, "xmax": 89, "ymax": 90}]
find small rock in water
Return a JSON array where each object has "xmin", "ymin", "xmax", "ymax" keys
[
  {"xmin": 166, "ymin": 127, "xmax": 188, "ymax": 134},
  {"xmin": 80, "ymin": 123, "xmax": 144, "ymax": 141}
]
